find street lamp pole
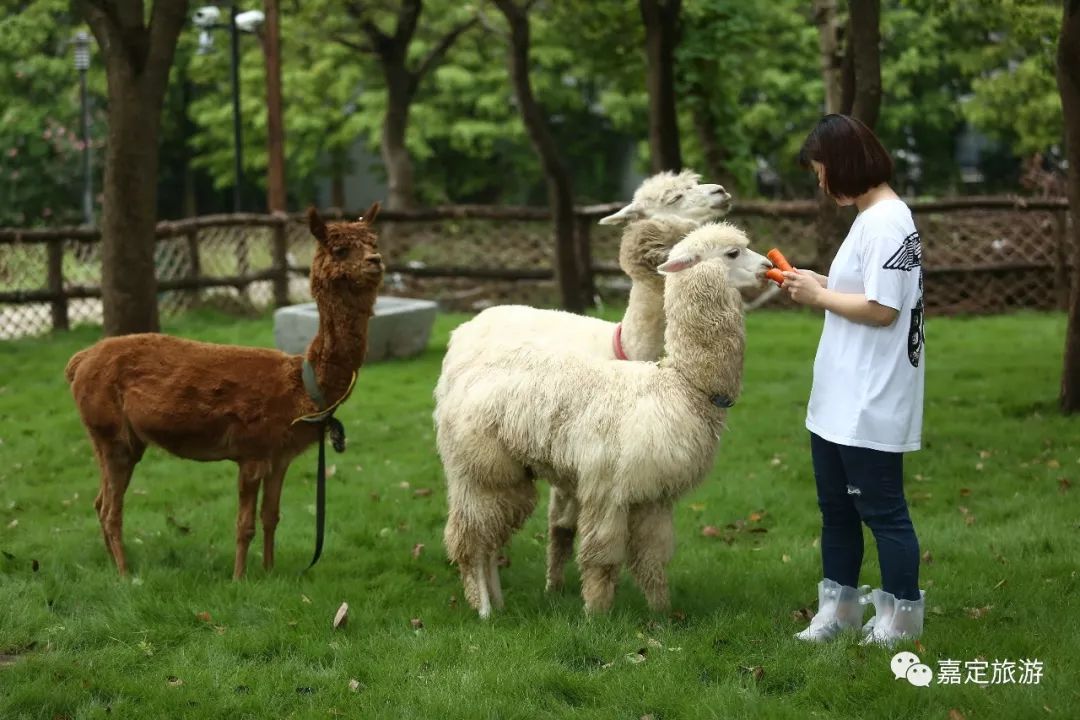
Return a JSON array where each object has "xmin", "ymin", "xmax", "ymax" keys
[
  {"xmin": 229, "ymin": 4, "xmax": 244, "ymax": 213},
  {"xmin": 73, "ymin": 31, "xmax": 93, "ymax": 226}
]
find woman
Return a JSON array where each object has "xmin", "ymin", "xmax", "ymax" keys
[{"xmin": 783, "ymin": 114, "xmax": 925, "ymax": 646}]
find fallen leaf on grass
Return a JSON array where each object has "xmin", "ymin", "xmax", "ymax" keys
[
  {"xmin": 791, "ymin": 607, "xmax": 813, "ymax": 623},
  {"xmin": 748, "ymin": 510, "xmax": 767, "ymax": 522},
  {"xmin": 212, "ymin": 625, "xmax": 227, "ymax": 635},
  {"xmin": 781, "ymin": 554, "xmax": 791, "ymax": 563},
  {"xmin": 688, "ymin": 503, "xmax": 705, "ymax": 513},
  {"xmin": 301, "ymin": 594, "xmax": 312, "ymax": 604},
  {"xmin": 348, "ymin": 679, "xmax": 362, "ymax": 693},
  {"xmin": 948, "ymin": 710, "xmax": 966, "ymax": 720},
  {"xmin": 702, "ymin": 526, "xmax": 721, "ymax": 538},
  {"xmin": 1047, "ymin": 459, "xmax": 1061, "ymax": 469},
  {"xmin": 740, "ymin": 665, "xmax": 765, "ymax": 682},
  {"xmin": 975, "ymin": 463, "xmax": 984, "ymax": 471},
  {"xmin": 410, "ymin": 618, "xmax": 424, "ymax": 630},
  {"xmin": 914, "ymin": 639, "xmax": 926, "ymax": 654},
  {"xmin": 411, "ymin": 543, "xmax": 425, "ymax": 559},
  {"xmin": 979, "ymin": 450, "xmax": 992, "ymax": 459},
  {"xmin": 7, "ymin": 519, "xmax": 17, "ymax": 529},
  {"xmin": 166, "ymin": 676, "xmax": 183, "ymax": 687},
  {"xmin": 965, "ymin": 605, "xmax": 993, "ymax": 619},
  {"xmin": 333, "ymin": 602, "xmax": 349, "ymax": 629},
  {"xmin": 398, "ymin": 481, "xmax": 411, "ymax": 490},
  {"xmin": 993, "ymin": 578, "xmax": 1007, "ymax": 590},
  {"xmin": 959, "ymin": 487, "xmax": 972, "ymax": 497},
  {"xmin": 1059, "ymin": 478, "xmax": 1072, "ymax": 493},
  {"xmin": 196, "ymin": 611, "xmax": 212, "ymax": 623},
  {"xmin": 922, "ymin": 550, "xmax": 933, "ymax": 564},
  {"xmin": 412, "ymin": 488, "xmax": 433, "ymax": 498},
  {"xmin": 626, "ymin": 648, "xmax": 647, "ymax": 664}
]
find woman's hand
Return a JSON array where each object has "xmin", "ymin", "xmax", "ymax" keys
[{"xmin": 782, "ymin": 270, "xmax": 826, "ymax": 307}]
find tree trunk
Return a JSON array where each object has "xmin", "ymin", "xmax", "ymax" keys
[
  {"xmin": 264, "ymin": 0, "xmax": 287, "ymax": 213},
  {"xmin": 813, "ymin": 0, "xmax": 843, "ymax": 115},
  {"xmin": 1058, "ymin": 0, "xmax": 1080, "ymax": 413},
  {"xmin": 382, "ymin": 68, "xmax": 417, "ymax": 211},
  {"xmin": 847, "ymin": 0, "xmax": 882, "ymax": 129},
  {"xmin": 639, "ymin": 0, "xmax": 682, "ymax": 173},
  {"xmin": 816, "ymin": 0, "xmax": 880, "ymax": 268},
  {"xmin": 494, "ymin": 0, "xmax": 584, "ymax": 313},
  {"xmin": 690, "ymin": 99, "xmax": 736, "ymax": 191},
  {"xmin": 80, "ymin": 1, "xmax": 188, "ymax": 336}
]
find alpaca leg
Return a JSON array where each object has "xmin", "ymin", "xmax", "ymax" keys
[
  {"xmin": 627, "ymin": 500, "xmax": 675, "ymax": 612},
  {"xmin": 577, "ymin": 501, "xmax": 629, "ymax": 614},
  {"xmin": 486, "ymin": 552, "xmax": 504, "ymax": 610},
  {"xmin": 260, "ymin": 461, "xmax": 288, "ymax": 571},
  {"xmin": 545, "ymin": 487, "xmax": 578, "ymax": 593},
  {"xmin": 233, "ymin": 461, "xmax": 263, "ymax": 580},
  {"xmin": 442, "ymin": 453, "xmax": 535, "ymax": 618},
  {"xmin": 90, "ymin": 443, "xmax": 111, "ymax": 553},
  {"xmin": 93, "ymin": 436, "xmax": 143, "ymax": 576}
]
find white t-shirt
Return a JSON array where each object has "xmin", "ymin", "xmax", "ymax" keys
[{"xmin": 806, "ymin": 198, "xmax": 925, "ymax": 452}]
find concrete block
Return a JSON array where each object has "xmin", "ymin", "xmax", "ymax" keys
[{"xmin": 273, "ymin": 296, "xmax": 438, "ymax": 362}]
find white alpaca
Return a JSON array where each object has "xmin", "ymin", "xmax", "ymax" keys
[
  {"xmin": 436, "ymin": 223, "xmax": 768, "ymax": 617},
  {"xmin": 447, "ymin": 170, "xmax": 737, "ymax": 593}
]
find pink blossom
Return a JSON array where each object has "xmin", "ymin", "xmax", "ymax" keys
[{"xmin": 5, "ymin": 148, "xmax": 17, "ymax": 158}]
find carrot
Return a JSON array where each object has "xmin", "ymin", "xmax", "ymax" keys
[
  {"xmin": 765, "ymin": 268, "xmax": 786, "ymax": 286},
  {"xmin": 767, "ymin": 248, "xmax": 794, "ymax": 273}
]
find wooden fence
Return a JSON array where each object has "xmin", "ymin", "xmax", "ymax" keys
[{"xmin": 0, "ymin": 196, "xmax": 1071, "ymax": 339}]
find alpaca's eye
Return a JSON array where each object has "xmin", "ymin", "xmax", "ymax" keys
[
  {"xmin": 332, "ymin": 246, "xmax": 348, "ymax": 260},
  {"xmin": 726, "ymin": 249, "xmax": 740, "ymax": 259},
  {"xmin": 669, "ymin": 193, "xmax": 684, "ymax": 204}
]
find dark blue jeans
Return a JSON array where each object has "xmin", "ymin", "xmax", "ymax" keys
[{"xmin": 810, "ymin": 432, "xmax": 920, "ymax": 601}]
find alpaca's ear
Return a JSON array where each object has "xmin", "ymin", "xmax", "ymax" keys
[
  {"xmin": 598, "ymin": 203, "xmax": 643, "ymax": 225},
  {"xmin": 657, "ymin": 254, "xmax": 700, "ymax": 274},
  {"xmin": 361, "ymin": 201, "xmax": 381, "ymax": 224},
  {"xmin": 308, "ymin": 206, "xmax": 328, "ymax": 243}
]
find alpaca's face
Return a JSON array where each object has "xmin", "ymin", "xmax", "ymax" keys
[
  {"xmin": 659, "ymin": 224, "xmax": 771, "ymax": 290},
  {"xmin": 599, "ymin": 170, "xmax": 732, "ymax": 225},
  {"xmin": 307, "ymin": 203, "xmax": 384, "ymax": 293},
  {"xmin": 316, "ymin": 223, "xmax": 384, "ymax": 289}
]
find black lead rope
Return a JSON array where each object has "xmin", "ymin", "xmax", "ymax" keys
[
  {"xmin": 293, "ymin": 360, "xmax": 354, "ymax": 574},
  {"xmin": 304, "ymin": 416, "xmax": 346, "ymax": 572},
  {"xmin": 306, "ymin": 423, "xmax": 328, "ymax": 571}
]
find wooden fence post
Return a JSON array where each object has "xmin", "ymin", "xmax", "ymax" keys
[
  {"xmin": 574, "ymin": 214, "xmax": 597, "ymax": 308},
  {"xmin": 47, "ymin": 239, "xmax": 69, "ymax": 331},
  {"xmin": 186, "ymin": 228, "xmax": 201, "ymax": 306},
  {"xmin": 271, "ymin": 216, "xmax": 290, "ymax": 307}
]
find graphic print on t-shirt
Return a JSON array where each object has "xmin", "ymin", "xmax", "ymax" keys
[
  {"xmin": 882, "ymin": 230, "xmax": 923, "ymax": 271},
  {"xmin": 880, "ymin": 230, "xmax": 925, "ymax": 367}
]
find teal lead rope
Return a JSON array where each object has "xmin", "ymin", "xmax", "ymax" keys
[{"xmin": 293, "ymin": 360, "xmax": 355, "ymax": 571}]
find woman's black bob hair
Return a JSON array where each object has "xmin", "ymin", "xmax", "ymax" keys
[{"xmin": 798, "ymin": 114, "xmax": 893, "ymax": 198}]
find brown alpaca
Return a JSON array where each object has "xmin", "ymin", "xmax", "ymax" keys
[{"xmin": 65, "ymin": 205, "xmax": 383, "ymax": 578}]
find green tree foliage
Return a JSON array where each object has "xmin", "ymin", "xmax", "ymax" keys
[
  {"xmin": 0, "ymin": 0, "xmax": 106, "ymax": 226},
  {"xmin": 0, "ymin": 0, "xmax": 1066, "ymax": 225}
]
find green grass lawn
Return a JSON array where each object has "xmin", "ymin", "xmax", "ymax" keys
[{"xmin": 0, "ymin": 307, "xmax": 1076, "ymax": 719}]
